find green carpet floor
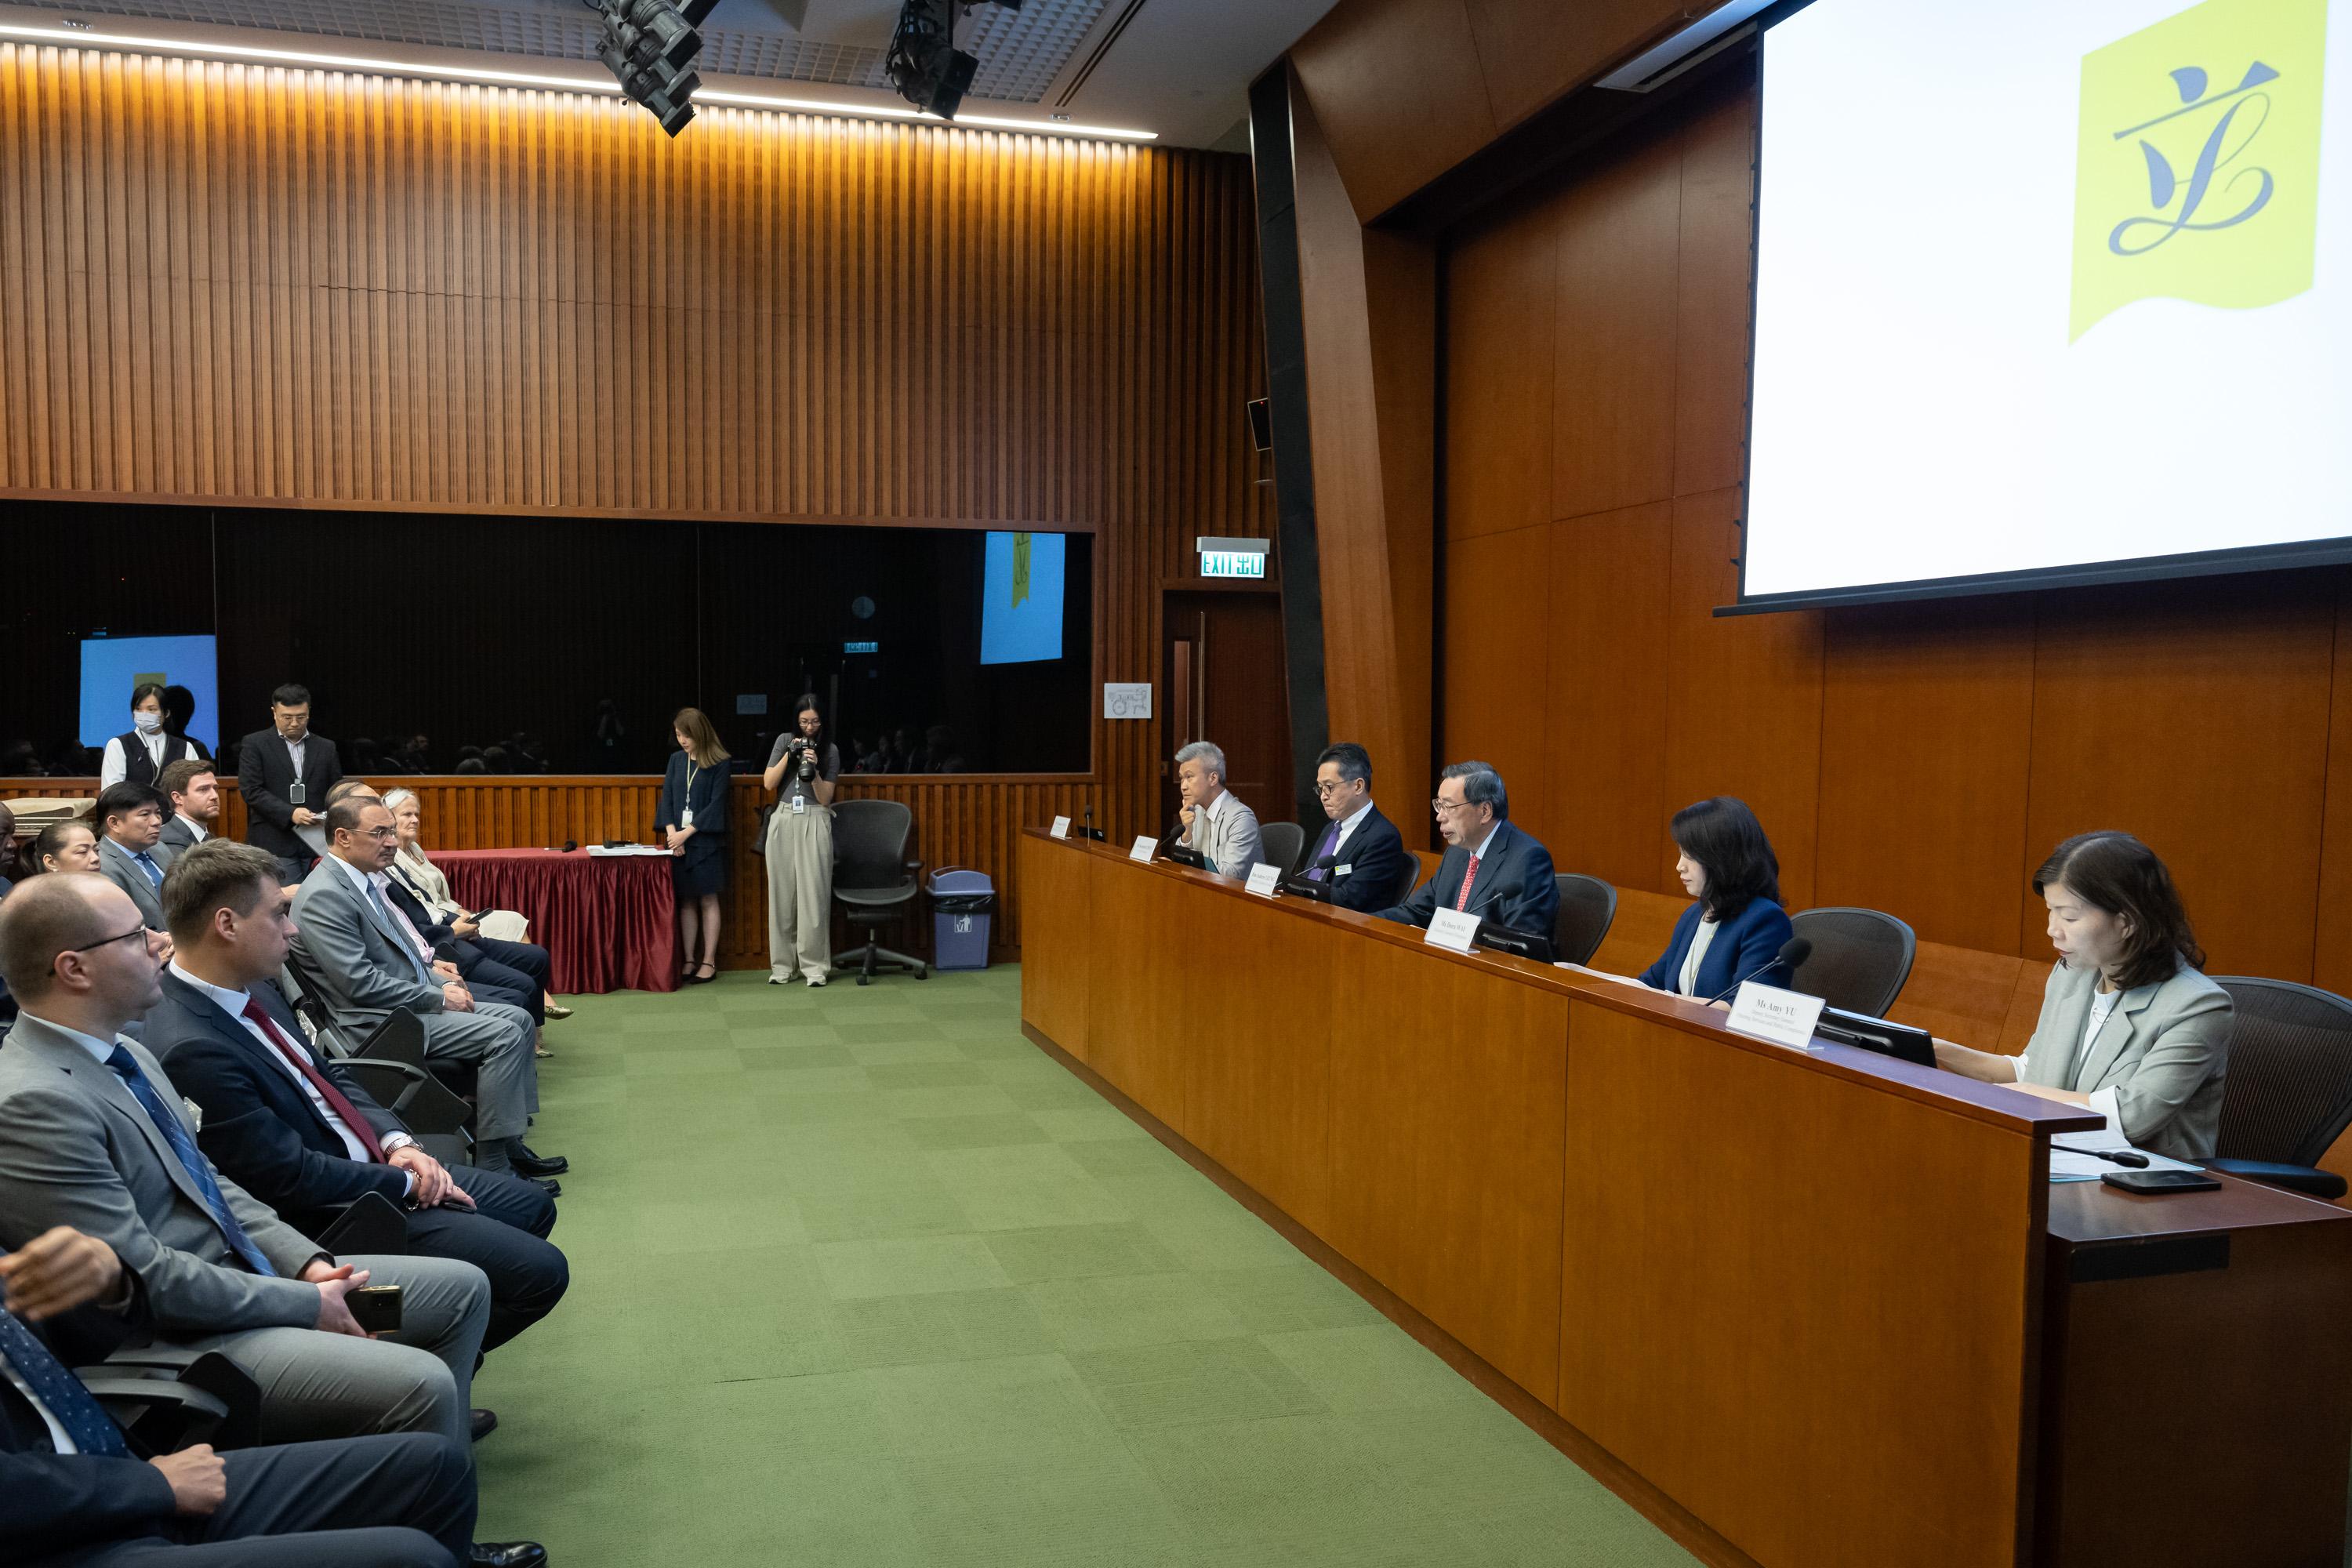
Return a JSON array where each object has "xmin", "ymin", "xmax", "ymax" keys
[{"xmin": 469, "ymin": 966, "xmax": 1696, "ymax": 1566}]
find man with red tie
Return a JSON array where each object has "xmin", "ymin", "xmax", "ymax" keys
[
  {"xmin": 1377, "ymin": 760, "xmax": 1559, "ymax": 939},
  {"xmin": 140, "ymin": 842, "xmax": 568, "ymax": 1360}
]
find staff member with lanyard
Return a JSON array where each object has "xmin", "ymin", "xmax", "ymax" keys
[
  {"xmin": 762, "ymin": 694, "xmax": 839, "ymax": 989},
  {"xmin": 656, "ymin": 708, "xmax": 731, "ymax": 986}
]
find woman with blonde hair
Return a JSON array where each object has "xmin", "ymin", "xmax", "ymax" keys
[
  {"xmin": 381, "ymin": 787, "xmax": 571, "ymax": 1022},
  {"xmin": 657, "ymin": 706, "xmax": 731, "ymax": 985}
]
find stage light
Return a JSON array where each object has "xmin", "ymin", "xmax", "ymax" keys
[
  {"xmin": 589, "ymin": 0, "xmax": 704, "ymax": 135},
  {"xmin": 886, "ymin": 0, "xmax": 1020, "ymax": 121}
]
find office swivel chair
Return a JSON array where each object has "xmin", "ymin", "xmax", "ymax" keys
[
  {"xmin": 2198, "ymin": 977, "xmax": 2352, "ymax": 1200},
  {"xmin": 831, "ymin": 798, "xmax": 929, "ymax": 985},
  {"xmin": 1552, "ymin": 874, "xmax": 1618, "ymax": 966},
  {"xmin": 1787, "ymin": 907, "xmax": 1917, "ymax": 1017},
  {"xmin": 1258, "ymin": 820, "xmax": 1305, "ymax": 878}
]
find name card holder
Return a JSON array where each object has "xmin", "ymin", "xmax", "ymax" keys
[
  {"xmin": 1128, "ymin": 834, "xmax": 1159, "ymax": 864},
  {"xmin": 1244, "ymin": 864, "xmax": 1282, "ymax": 898},
  {"xmin": 1725, "ymin": 982, "xmax": 1827, "ymax": 1051},
  {"xmin": 1425, "ymin": 907, "xmax": 1481, "ymax": 954},
  {"xmin": 1050, "ymin": 816, "xmax": 1072, "ymax": 840}
]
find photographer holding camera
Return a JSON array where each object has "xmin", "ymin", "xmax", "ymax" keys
[{"xmin": 760, "ymin": 694, "xmax": 840, "ymax": 987}]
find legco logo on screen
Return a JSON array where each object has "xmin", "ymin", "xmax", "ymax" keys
[{"xmin": 2068, "ymin": 0, "xmax": 2327, "ymax": 340}]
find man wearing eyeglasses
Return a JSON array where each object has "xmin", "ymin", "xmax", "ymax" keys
[
  {"xmin": 1303, "ymin": 743, "xmax": 1411, "ymax": 913},
  {"xmin": 1377, "ymin": 760, "xmax": 1558, "ymax": 939}
]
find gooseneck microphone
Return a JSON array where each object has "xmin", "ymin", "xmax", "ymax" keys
[{"xmin": 1703, "ymin": 936, "xmax": 1813, "ymax": 1007}]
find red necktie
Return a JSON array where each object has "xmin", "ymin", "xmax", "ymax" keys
[
  {"xmin": 241, "ymin": 997, "xmax": 384, "ymax": 1162},
  {"xmin": 1455, "ymin": 854, "xmax": 1481, "ymax": 912}
]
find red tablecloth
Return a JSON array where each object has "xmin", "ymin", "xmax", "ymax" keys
[{"xmin": 428, "ymin": 849, "xmax": 677, "ymax": 994}]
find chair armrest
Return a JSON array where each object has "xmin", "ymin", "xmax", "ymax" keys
[
  {"xmin": 2198, "ymin": 1158, "xmax": 2349, "ymax": 1200},
  {"xmin": 905, "ymin": 859, "xmax": 924, "ymax": 872}
]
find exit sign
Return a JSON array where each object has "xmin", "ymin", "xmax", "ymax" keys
[{"xmin": 1196, "ymin": 535, "xmax": 1270, "ymax": 581}]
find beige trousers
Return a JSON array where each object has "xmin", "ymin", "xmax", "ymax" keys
[{"xmin": 765, "ymin": 801, "xmax": 834, "ymax": 981}]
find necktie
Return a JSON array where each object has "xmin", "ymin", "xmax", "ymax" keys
[
  {"xmin": 1455, "ymin": 854, "xmax": 1482, "ymax": 913},
  {"xmin": 243, "ymin": 997, "xmax": 383, "ymax": 1162},
  {"xmin": 367, "ymin": 880, "xmax": 434, "ymax": 985},
  {"xmin": 103, "ymin": 1047, "xmax": 278, "ymax": 1277},
  {"xmin": 1307, "ymin": 821, "xmax": 1341, "ymax": 882},
  {"xmin": 0, "ymin": 1307, "xmax": 129, "ymax": 1457},
  {"xmin": 132, "ymin": 851, "xmax": 163, "ymax": 887}
]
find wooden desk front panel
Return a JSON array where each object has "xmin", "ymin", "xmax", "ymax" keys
[
  {"xmin": 1018, "ymin": 834, "xmax": 1093, "ymax": 1059},
  {"xmin": 1561, "ymin": 1002, "xmax": 2042, "ymax": 1568},
  {"xmin": 1323, "ymin": 936, "xmax": 1570, "ymax": 1402},
  {"xmin": 1082, "ymin": 856, "xmax": 1192, "ymax": 1122}
]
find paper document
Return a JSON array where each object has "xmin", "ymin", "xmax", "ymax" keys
[
  {"xmin": 587, "ymin": 844, "xmax": 671, "ymax": 858},
  {"xmin": 1555, "ymin": 963, "xmax": 1651, "ymax": 989}
]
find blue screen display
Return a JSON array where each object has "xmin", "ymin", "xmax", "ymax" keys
[
  {"xmin": 81, "ymin": 635, "xmax": 219, "ymax": 751},
  {"xmin": 980, "ymin": 532, "xmax": 1066, "ymax": 665}
]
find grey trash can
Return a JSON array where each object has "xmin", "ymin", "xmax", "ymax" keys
[{"xmin": 927, "ymin": 868, "xmax": 995, "ymax": 970}]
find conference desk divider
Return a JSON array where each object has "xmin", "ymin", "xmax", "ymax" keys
[{"xmin": 1018, "ymin": 829, "xmax": 2352, "ymax": 1568}]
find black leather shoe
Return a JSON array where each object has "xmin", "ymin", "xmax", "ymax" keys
[
  {"xmin": 470, "ymin": 1409, "xmax": 498, "ymax": 1441},
  {"xmin": 531, "ymin": 1177, "xmax": 561, "ymax": 1198},
  {"xmin": 511, "ymin": 1148, "xmax": 568, "ymax": 1177},
  {"xmin": 469, "ymin": 1544, "xmax": 547, "ymax": 1568}
]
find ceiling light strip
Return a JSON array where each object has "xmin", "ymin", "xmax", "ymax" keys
[{"xmin": 0, "ymin": 21, "xmax": 1156, "ymax": 140}]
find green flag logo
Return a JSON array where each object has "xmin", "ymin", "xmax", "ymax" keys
[{"xmin": 2070, "ymin": 0, "xmax": 2328, "ymax": 341}]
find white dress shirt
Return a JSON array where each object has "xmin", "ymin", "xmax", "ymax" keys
[
  {"xmin": 1675, "ymin": 916, "xmax": 1721, "ymax": 998},
  {"xmin": 1326, "ymin": 799, "xmax": 1377, "ymax": 863},
  {"xmin": 98, "ymin": 730, "xmax": 169, "ymax": 790}
]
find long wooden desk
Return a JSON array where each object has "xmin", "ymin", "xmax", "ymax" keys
[{"xmin": 1018, "ymin": 829, "xmax": 2352, "ymax": 1568}]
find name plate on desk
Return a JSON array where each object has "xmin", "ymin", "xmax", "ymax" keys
[
  {"xmin": 1050, "ymin": 815, "xmax": 1071, "ymax": 840},
  {"xmin": 1425, "ymin": 907, "xmax": 1481, "ymax": 953},
  {"xmin": 1244, "ymin": 863, "xmax": 1282, "ymax": 898},
  {"xmin": 1128, "ymin": 834, "xmax": 1158, "ymax": 863},
  {"xmin": 1726, "ymin": 982, "xmax": 1826, "ymax": 1051}
]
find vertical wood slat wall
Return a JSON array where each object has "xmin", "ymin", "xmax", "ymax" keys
[{"xmin": 0, "ymin": 43, "xmax": 1273, "ymax": 956}]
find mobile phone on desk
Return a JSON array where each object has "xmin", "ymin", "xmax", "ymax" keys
[
  {"xmin": 2101, "ymin": 1168, "xmax": 2222, "ymax": 1195},
  {"xmin": 347, "ymin": 1284, "xmax": 405, "ymax": 1334}
]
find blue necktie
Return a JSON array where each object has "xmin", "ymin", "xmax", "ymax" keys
[
  {"xmin": 132, "ymin": 852, "xmax": 163, "ymax": 887},
  {"xmin": 0, "ymin": 1306, "xmax": 129, "ymax": 1457},
  {"xmin": 103, "ymin": 1047, "xmax": 277, "ymax": 1277},
  {"xmin": 367, "ymin": 881, "xmax": 433, "ymax": 985}
]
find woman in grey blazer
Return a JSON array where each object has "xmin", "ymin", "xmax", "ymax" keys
[{"xmin": 1933, "ymin": 832, "xmax": 2230, "ymax": 1160}]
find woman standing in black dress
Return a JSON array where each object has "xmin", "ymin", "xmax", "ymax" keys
[{"xmin": 656, "ymin": 706, "xmax": 731, "ymax": 985}]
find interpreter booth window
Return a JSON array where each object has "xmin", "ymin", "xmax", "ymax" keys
[{"xmin": 0, "ymin": 501, "xmax": 1094, "ymax": 778}]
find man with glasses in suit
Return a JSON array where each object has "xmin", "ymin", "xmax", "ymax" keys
[{"xmin": 1377, "ymin": 760, "xmax": 1559, "ymax": 939}]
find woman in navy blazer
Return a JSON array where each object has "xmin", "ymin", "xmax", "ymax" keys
[{"xmin": 1636, "ymin": 797, "xmax": 1796, "ymax": 1000}]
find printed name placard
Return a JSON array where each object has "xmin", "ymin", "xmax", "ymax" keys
[
  {"xmin": 1050, "ymin": 816, "xmax": 1071, "ymax": 840},
  {"xmin": 1244, "ymin": 863, "xmax": 1283, "ymax": 898},
  {"xmin": 1725, "ymin": 982, "xmax": 1828, "ymax": 1051},
  {"xmin": 1425, "ymin": 907, "xmax": 1481, "ymax": 954},
  {"xmin": 1128, "ymin": 834, "xmax": 1158, "ymax": 864}
]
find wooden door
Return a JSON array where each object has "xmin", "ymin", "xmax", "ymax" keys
[{"xmin": 1161, "ymin": 590, "xmax": 1292, "ymax": 833}]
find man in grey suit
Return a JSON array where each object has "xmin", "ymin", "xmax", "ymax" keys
[
  {"xmin": 0, "ymin": 873, "xmax": 494, "ymax": 1451},
  {"xmin": 292, "ymin": 799, "xmax": 539, "ymax": 1176},
  {"xmin": 1173, "ymin": 740, "xmax": 1264, "ymax": 881},
  {"xmin": 95, "ymin": 782, "xmax": 175, "ymax": 931}
]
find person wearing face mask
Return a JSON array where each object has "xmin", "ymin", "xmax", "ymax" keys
[
  {"xmin": 1933, "ymin": 832, "xmax": 2231, "ymax": 1160},
  {"xmin": 98, "ymin": 684, "xmax": 197, "ymax": 791},
  {"xmin": 1633, "ymin": 797, "xmax": 1796, "ymax": 1000}
]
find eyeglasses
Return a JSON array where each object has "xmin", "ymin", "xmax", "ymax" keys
[
  {"xmin": 1431, "ymin": 798, "xmax": 1471, "ymax": 816},
  {"xmin": 67, "ymin": 922, "xmax": 152, "ymax": 956},
  {"xmin": 1313, "ymin": 779, "xmax": 1355, "ymax": 797}
]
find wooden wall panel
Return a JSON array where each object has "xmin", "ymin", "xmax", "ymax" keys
[
  {"xmin": 1440, "ymin": 524, "xmax": 1552, "ymax": 843},
  {"xmin": 2318, "ymin": 577, "xmax": 2352, "ymax": 997},
  {"xmin": 1545, "ymin": 503, "xmax": 1672, "ymax": 892},
  {"xmin": 1669, "ymin": 85, "xmax": 1758, "ymax": 499},
  {"xmin": 1441, "ymin": 195, "xmax": 1554, "ymax": 543}
]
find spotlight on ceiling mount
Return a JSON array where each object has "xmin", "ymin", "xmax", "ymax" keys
[
  {"xmin": 887, "ymin": 0, "xmax": 1021, "ymax": 122},
  {"xmin": 587, "ymin": 0, "xmax": 713, "ymax": 136}
]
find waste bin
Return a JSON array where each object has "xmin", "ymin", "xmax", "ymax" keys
[{"xmin": 927, "ymin": 868, "xmax": 995, "ymax": 970}]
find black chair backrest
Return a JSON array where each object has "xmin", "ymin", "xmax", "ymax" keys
[
  {"xmin": 831, "ymin": 798, "xmax": 916, "ymax": 894},
  {"xmin": 1552, "ymin": 874, "xmax": 1617, "ymax": 967},
  {"xmin": 1259, "ymin": 820, "xmax": 1305, "ymax": 877},
  {"xmin": 1787, "ymin": 907, "xmax": 1916, "ymax": 1017},
  {"xmin": 2209, "ymin": 977, "xmax": 2352, "ymax": 1167},
  {"xmin": 1390, "ymin": 855, "xmax": 1425, "ymax": 909}
]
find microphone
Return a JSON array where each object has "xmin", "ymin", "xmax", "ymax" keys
[{"xmin": 1703, "ymin": 937, "xmax": 1813, "ymax": 1007}]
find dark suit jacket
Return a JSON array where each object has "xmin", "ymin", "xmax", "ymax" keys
[
  {"xmin": 157, "ymin": 818, "xmax": 212, "ymax": 857},
  {"xmin": 234, "ymin": 728, "xmax": 343, "ymax": 863},
  {"xmin": 1378, "ymin": 819, "xmax": 1559, "ymax": 938},
  {"xmin": 1308, "ymin": 807, "xmax": 1412, "ymax": 914},
  {"xmin": 141, "ymin": 971, "xmax": 411, "ymax": 1230},
  {"xmin": 1637, "ymin": 898, "xmax": 1797, "ymax": 1000},
  {"xmin": 2, "ymin": 1276, "xmax": 176, "ymax": 1558}
]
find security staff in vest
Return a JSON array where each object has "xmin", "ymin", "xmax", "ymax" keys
[
  {"xmin": 98, "ymin": 683, "xmax": 196, "ymax": 791},
  {"xmin": 1172, "ymin": 741, "xmax": 1261, "ymax": 880},
  {"xmin": 1378, "ymin": 760, "xmax": 1558, "ymax": 937},
  {"xmin": 1301, "ymin": 743, "xmax": 1410, "ymax": 912}
]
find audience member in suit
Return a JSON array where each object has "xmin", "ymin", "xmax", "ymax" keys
[
  {"xmin": 1933, "ymin": 832, "xmax": 2232, "ymax": 1160},
  {"xmin": 1172, "ymin": 741, "xmax": 1263, "ymax": 880},
  {"xmin": 655, "ymin": 709, "xmax": 731, "ymax": 987},
  {"xmin": 1300, "ymin": 742, "xmax": 1410, "ymax": 913},
  {"xmin": 289, "ymin": 800, "xmax": 543, "ymax": 1177},
  {"xmin": 237, "ymin": 685, "xmax": 343, "ymax": 884},
  {"xmin": 99, "ymin": 684, "xmax": 199, "ymax": 793},
  {"xmin": 95, "ymin": 784, "xmax": 176, "ymax": 933},
  {"xmin": 1635, "ymin": 797, "xmax": 1798, "ymax": 1001},
  {"xmin": 382, "ymin": 792, "xmax": 567, "ymax": 1024},
  {"xmin": 2, "ymin": 1223, "xmax": 494, "ymax": 1568},
  {"xmin": 1379, "ymin": 761, "xmax": 1559, "ymax": 938},
  {"xmin": 0, "ymin": 874, "xmax": 494, "ymax": 1453},
  {"xmin": 158, "ymin": 760, "xmax": 222, "ymax": 858},
  {"xmin": 143, "ymin": 842, "xmax": 568, "ymax": 1354}
]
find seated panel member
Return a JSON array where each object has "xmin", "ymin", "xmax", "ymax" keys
[
  {"xmin": 1172, "ymin": 741, "xmax": 1263, "ymax": 880},
  {"xmin": 1636, "ymin": 797, "xmax": 1797, "ymax": 1000},
  {"xmin": 1378, "ymin": 761, "xmax": 1559, "ymax": 937},
  {"xmin": 0, "ymin": 874, "xmax": 495, "ymax": 1454},
  {"xmin": 1933, "ymin": 831, "xmax": 2230, "ymax": 1160},
  {"xmin": 144, "ymin": 841, "xmax": 568, "ymax": 1353},
  {"xmin": 158, "ymin": 759, "xmax": 222, "ymax": 856},
  {"xmin": 94, "ymin": 783, "xmax": 176, "ymax": 932},
  {"xmin": 1303, "ymin": 742, "xmax": 1409, "ymax": 913}
]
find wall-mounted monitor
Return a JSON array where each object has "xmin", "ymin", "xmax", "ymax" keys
[{"xmin": 81, "ymin": 634, "xmax": 218, "ymax": 753}]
